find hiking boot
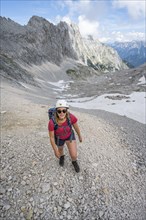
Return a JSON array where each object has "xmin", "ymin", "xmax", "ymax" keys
[
  {"xmin": 59, "ymin": 155, "xmax": 65, "ymax": 166},
  {"xmin": 72, "ymin": 161, "xmax": 80, "ymax": 173}
]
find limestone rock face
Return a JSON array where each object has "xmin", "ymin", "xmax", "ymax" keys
[
  {"xmin": 0, "ymin": 16, "xmax": 77, "ymax": 66},
  {"xmin": 0, "ymin": 15, "xmax": 127, "ymax": 78},
  {"xmin": 67, "ymin": 23, "xmax": 127, "ymax": 71}
]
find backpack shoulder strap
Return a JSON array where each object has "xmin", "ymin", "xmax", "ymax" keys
[
  {"xmin": 67, "ymin": 113, "xmax": 74, "ymax": 142},
  {"xmin": 52, "ymin": 116, "xmax": 58, "ymax": 130},
  {"xmin": 67, "ymin": 113, "xmax": 72, "ymax": 128}
]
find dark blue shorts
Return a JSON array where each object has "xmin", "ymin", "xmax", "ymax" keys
[{"xmin": 55, "ymin": 131, "xmax": 76, "ymax": 147}]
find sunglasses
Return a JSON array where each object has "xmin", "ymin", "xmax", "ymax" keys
[{"xmin": 57, "ymin": 109, "xmax": 67, "ymax": 114}]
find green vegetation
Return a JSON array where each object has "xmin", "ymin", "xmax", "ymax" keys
[
  {"xmin": 66, "ymin": 69, "xmax": 82, "ymax": 79},
  {"xmin": 66, "ymin": 69, "xmax": 76, "ymax": 75},
  {"xmin": 86, "ymin": 59, "xmax": 114, "ymax": 72},
  {"xmin": 87, "ymin": 59, "xmax": 97, "ymax": 70}
]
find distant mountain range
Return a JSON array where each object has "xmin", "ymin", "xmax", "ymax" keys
[{"xmin": 108, "ymin": 41, "xmax": 146, "ymax": 67}]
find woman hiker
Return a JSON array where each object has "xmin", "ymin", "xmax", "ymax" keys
[{"xmin": 48, "ymin": 100, "xmax": 82, "ymax": 173}]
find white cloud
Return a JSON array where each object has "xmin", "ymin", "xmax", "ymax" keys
[
  {"xmin": 116, "ymin": 31, "xmax": 145, "ymax": 42},
  {"xmin": 98, "ymin": 37, "xmax": 111, "ymax": 43},
  {"xmin": 61, "ymin": 16, "xmax": 72, "ymax": 25},
  {"xmin": 55, "ymin": 0, "xmax": 102, "ymax": 39},
  {"xmin": 61, "ymin": 0, "xmax": 107, "ymax": 22},
  {"xmin": 125, "ymin": 32, "xmax": 145, "ymax": 41},
  {"xmin": 64, "ymin": 0, "xmax": 92, "ymax": 15},
  {"xmin": 100, "ymin": 31, "xmax": 145, "ymax": 43},
  {"xmin": 78, "ymin": 15, "xmax": 99, "ymax": 38},
  {"xmin": 54, "ymin": 0, "xmax": 145, "ymax": 43},
  {"xmin": 112, "ymin": 0, "xmax": 145, "ymax": 19}
]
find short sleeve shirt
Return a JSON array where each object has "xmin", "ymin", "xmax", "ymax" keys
[{"xmin": 48, "ymin": 113, "xmax": 77, "ymax": 140}]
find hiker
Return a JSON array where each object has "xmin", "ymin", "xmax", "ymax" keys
[{"xmin": 48, "ymin": 100, "xmax": 82, "ymax": 172}]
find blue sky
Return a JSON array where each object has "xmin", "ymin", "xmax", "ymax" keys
[{"xmin": 1, "ymin": 0, "xmax": 145, "ymax": 42}]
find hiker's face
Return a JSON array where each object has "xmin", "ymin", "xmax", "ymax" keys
[{"xmin": 57, "ymin": 108, "xmax": 67, "ymax": 119}]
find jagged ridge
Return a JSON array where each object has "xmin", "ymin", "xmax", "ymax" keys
[{"xmin": 0, "ymin": 15, "xmax": 128, "ymax": 83}]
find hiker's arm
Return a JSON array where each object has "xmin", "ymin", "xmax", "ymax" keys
[
  {"xmin": 49, "ymin": 131, "xmax": 60, "ymax": 158},
  {"xmin": 73, "ymin": 122, "xmax": 82, "ymax": 142}
]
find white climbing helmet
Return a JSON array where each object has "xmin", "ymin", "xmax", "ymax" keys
[{"xmin": 56, "ymin": 100, "xmax": 69, "ymax": 109}]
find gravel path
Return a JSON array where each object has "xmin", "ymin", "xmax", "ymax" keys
[{"xmin": 1, "ymin": 85, "xmax": 146, "ymax": 220}]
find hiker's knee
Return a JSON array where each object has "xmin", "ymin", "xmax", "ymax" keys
[
  {"xmin": 58, "ymin": 146, "xmax": 64, "ymax": 153},
  {"xmin": 66, "ymin": 141, "xmax": 77, "ymax": 160}
]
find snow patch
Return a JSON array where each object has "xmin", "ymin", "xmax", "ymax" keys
[
  {"xmin": 68, "ymin": 92, "xmax": 146, "ymax": 124},
  {"xmin": 47, "ymin": 80, "xmax": 73, "ymax": 91},
  {"xmin": 137, "ymin": 76, "xmax": 146, "ymax": 85}
]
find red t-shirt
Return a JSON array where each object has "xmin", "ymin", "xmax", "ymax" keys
[{"xmin": 48, "ymin": 113, "xmax": 77, "ymax": 140}]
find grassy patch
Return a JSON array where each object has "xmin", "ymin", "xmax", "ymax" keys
[{"xmin": 66, "ymin": 69, "xmax": 76, "ymax": 75}]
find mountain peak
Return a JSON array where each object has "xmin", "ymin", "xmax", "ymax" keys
[
  {"xmin": 1, "ymin": 16, "xmax": 128, "ymax": 71},
  {"xmin": 27, "ymin": 15, "xmax": 52, "ymax": 27}
]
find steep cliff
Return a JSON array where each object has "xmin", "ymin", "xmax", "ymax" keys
[
  {"xmin": 68, "ymin": 23, "xmax": 127, "ymax": 71},
  {"xmin": 0, "ymin": 15, "xmax": 128, "ymax": 83}
]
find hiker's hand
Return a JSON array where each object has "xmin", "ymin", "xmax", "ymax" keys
[
  {"xmin": 54, "ymin": 149, "xmax": 60, "ymax": 158},
  {"xmin": 78, "ymin": 135, "xmax": 82, "ymax": 142}
]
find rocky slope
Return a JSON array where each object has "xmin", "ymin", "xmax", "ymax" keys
[
  {"xmin": 67, "ymin": 25, "xmax": 127, "ymax": 72},
  {"xmin": 64, "ymin": 63, "xmax": 146, "ymax": 98},
  {"xmin": 1, "ymin": 83, "xmax": 146, "ymax": 220},
  {"xmin": 0, "ymin": 16, "xmax": 127, "ymax": 85}
]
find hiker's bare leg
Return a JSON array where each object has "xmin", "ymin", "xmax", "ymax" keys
[
  {"xmin": 58, "ymin": 146, "xmax": 64, "ymax": 156},
  {"xmin": 66, "ymin": 140, "xmax": 77, "ymax": 161}
]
